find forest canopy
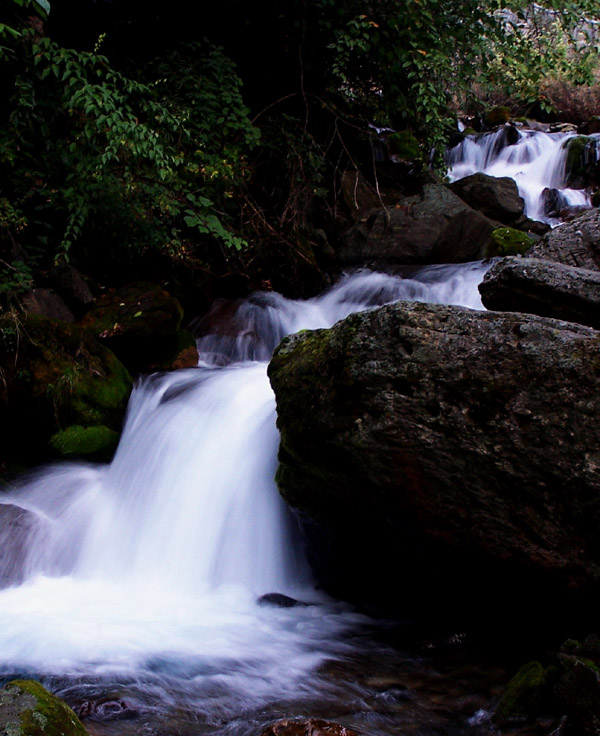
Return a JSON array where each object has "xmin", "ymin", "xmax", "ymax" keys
[{"xmin": 1, "ymin": 0, "xmax": 599, "ymax": 299}]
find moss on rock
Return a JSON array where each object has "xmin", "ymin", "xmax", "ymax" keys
[
  {"xmin": 486, "ymin": 227, "xmax": 534, "ymax": 257},
  {"xmin": 0, "ymin": 679, "xmax": 88, "ymax": 736},
  {"xmin": 492, "ymin": 661, "xmax": 550, "ymax": 725},
  {"xmin": 484, "ymin": 106, "xmax": 511, "ymax": 127},
  {"xmin": 387, "ymin": 130, "xmax": 422, "ymax": 161},
  {"xmin": 49, "ymin": 425, "xmax": 120, "ymax": 461}
]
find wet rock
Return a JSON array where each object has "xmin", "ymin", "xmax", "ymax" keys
[
  {"xmin": 479, "ymin": 256, "xmax": 600, "ymax": 328},
  {"xmin": 257, "ymin": 593, "xmax": 307, "ymax": 608},
  {"xmin": 449, "ymin": 173, "xmax": 525, "ymax": 224},
  {"xmin": 541, "ymin": 188, "xmax": 569, "ymax": 219},
  {"xmin": 21, "ymin": 289, "xmax": 75, "ymax": 323},
  {"xmin": 561, "ymin": 135, "xmax": 600, "ymax": 189},
  {"xmin": 258, "ymin": 718, "xmax": 358, "ymax": 736},
  {"xmin": 492, "ymin": 661, "xmax": 550, "ymax": 726},
  {"xmin": 340, "ymin": 183, "xmax": 494, "ymax": 266},
  {"xmin": 528, "ymin": 208, "xmax": 600, "ymax": 270},
  {"xmin": 0, "ymin": 679, "xmax": 89, "ymax": 736},
  {"xmin": 268, "ymin": 301, "xmax": 600, "ymax": 608},
  {"xmin": 0, "ymin": 504, "xmax": 39, "ymax": 587}
]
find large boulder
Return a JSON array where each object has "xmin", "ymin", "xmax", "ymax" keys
[
  {"xmin": 0, "ymin": 679, "xmax": 89, "ymax": 736},
  {"xmin": 528, "ymin": 208, "xmax": 600, "ymax": 270},
  {"xmin": 339, "ymin": 183, "xmax": 495, "ymax": 266},
  {"xmin": 479, "ymin": 256, "xmax": 600, "ymax": 328},
  {"xmin": 448, "ymin": 172, "xmax": 525, "ymax": 224},
  {"xmin": 268, "ymin": 301, "xmax": 600, "ymax": 613}
]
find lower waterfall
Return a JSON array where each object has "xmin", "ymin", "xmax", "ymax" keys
[{"xmin": 0, "ymin": 264, "xmax": 490, "ymax": 735}]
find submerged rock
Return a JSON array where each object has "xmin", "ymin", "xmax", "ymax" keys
[
  {"xmin": 259, "ymin": 719, "xmax": 358, "ymax": 736},
  {"xmin": 0, "ymin": 679, "xmax": 89, "ymax": 736},
  {"xmin": 268, "ymin": 301, "xmax": 600, "ymax": 611},
  {"xmin": 479, "ymin": 256, "xmax": 600, "ymax": 328},
  {"xmin": 528, "ymin": 208, "xmax": 600, "ymax": 270},
  {"xmin": 0, "ymin": 504, "xmax": 39, "ymax": 587}
]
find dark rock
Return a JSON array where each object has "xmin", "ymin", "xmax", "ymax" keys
[
  {"xmin": 80, "ymin": 282, "xmax": 188, "ymax": 374},
  {"xmin": 513, "ymin": 215, "xmax": 551, "ymax": 237},
  {"xmin": 340, "ymin": 184, "xmax": 494, "ymax": 266},
  {"xmin": 561, "ymin": 136, "xmax": 600, "ymax": 189},
  {"xmin": 257, "ymin": 593, "xmax": 307, "ymax": 608},
  {"xmin": 258, "ymin": 719, "xmax": 358, "ymax": 736},
  {"xmin": 554, "ymin": 652, "xmax": 600, "ymax": 735},
  {"xmin": 48, "ymin": 264, "xmax": 94, "ymax": 309},
  {"xmin": 0, "ymin": 679, "xmax": 89, "ymax": 736},
  {"xmin": 21, "ymin": 289, "xmax": 75, "ymax": 323},
  {"xmin": 528, "ymin": 208, "xmax": 600, "ymax": 270},
  {"xmin": 268, "ymin": 301, "xmax": 600, "ymax": 610},
  {"xmin": 483, "ymin": 106, "xmax": 511, "ymax": 128},
  {"xmin": 479, "ymin": 256, "xmax": 600, "ymax": 328},
  {"xmin": 586, "ymin": 116, "xmax": 600, "ymax": 135},
  {"xmin": 541, "ymin": 188, "xmax": 570, "ymax": 218},
  {"xmin": 492, "ymin": 661, "xmax": 550, "ymax": 725},
  {"xmin": 0, "ymin": 312, "xmax": 131, "ymax": 466},
  {"xmin": 340, "ymin": 170, "xmax": 382, "ymax": 221},
  {"xmin": 448, "ymin": 173, "xmax": 525, "ymax": 224},
  {"xmin": 0, "ymin": 504, "xmax": 40, "ymax": 587}
]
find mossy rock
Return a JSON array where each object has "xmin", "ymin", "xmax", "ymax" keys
[
  {"xmin": 0, "ymin": 312, "xmax": 131, "ymax": 466},
  {"xmin": 484, "ymin": 106, "xmax": 511, "ymax": 127},
  {"xmin": 486, "ymin": 227, "xmax": 534, "ymax": 257},
  {"xmin": 81, "ymin": 281, "xmax": 183, "ymax": 340},
  {"xmin": 49, "ymin": 425, "xmax": 120, "ymax": 461},
  {"xmin": 145, "ymin": 328, "xmax": 199, "ymax": 372},
  {"xmin": 562, "ymin": 135, "xmax": 600, "ymax": 189},
  {"xmin": 387, "ymin": 130, "xmax": 422, "ymax": 161},
  {"xmin": 0, "ymin": 679, "xmax": 89, "ymax": 736},
  {"xmin": 492, "ymin": 661, "xmax": 550, "ymax": 725},
  {"xmin": 80, "ymin": 282, "xmax": 192, "ymax": 373}
]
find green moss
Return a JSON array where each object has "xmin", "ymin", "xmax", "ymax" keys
[
  {"xmin": 562, "ymin": 135, "xmax": 600, "ymax": 188},
  {"xmin": 0, "ymin": 679, "xmax": 88, "ymax": 736},
  {"xmin": 387, "ymin": 130, "xmax": 422, "ymax": 161},
  {"xmin": 486, "ymin": 227, "xmax": 534, "ymax": 257},
  {"xmin": 492, "ymin": 661, "xmax": 549, "ymax": 725},
  {"xmin": 484, "ymin": 106, "xmax": 511, "ymax": 127},
  {"xmin": 49, "ymin": 425, "xmax": 120, "ymax": 460}
]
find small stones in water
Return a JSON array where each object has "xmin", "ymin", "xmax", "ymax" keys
[
  {"xmin": 257, "ymin": 592, "xmax": 309, "ymax": 608},
  {"xmin": 258, "ymin": 718, "xmax": 359, "ymax": 736},
  {"xmin": 74, "ymin": 698, "xmax": 139, "ymax": 721}
]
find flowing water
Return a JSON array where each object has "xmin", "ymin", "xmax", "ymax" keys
[
  {"xmin": 0, "ymin": 263, "xmax": 507, "ymax": 736},
  {"xmin": 447, "ymin": 126, "xmax": 600, "ymax": 223}
]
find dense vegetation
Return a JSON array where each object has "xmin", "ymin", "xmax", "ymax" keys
[{"xmin": 1, "ymin": 0, "xmax": 599, "ymax": 303}]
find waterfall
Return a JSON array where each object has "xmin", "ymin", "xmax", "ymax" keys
[
  {"xmin": 447, "ymin": 126, "xmax": 600, "ymax": 223},
  {"xmin": 0, "ymin": 263, "xmax": 490, "ymax": 720}
]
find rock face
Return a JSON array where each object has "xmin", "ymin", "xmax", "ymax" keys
[
  {"xmin": 448, "ymin": 172, "xmax": 525, "ymax": 224},
  {"xmin": 528, "ymin": 208, "xmax": 600, "ymax": 270},
  {"xmin": 268, "ymin": 301, "xmax": 600, "ymax": 611},
  {"xmin": 479, "ymin": 256, "xmax": 600, "ymax": 328},
  {"xmin": 0, "ymin": 505, "xmax": 39, "ymax": 587},
  {"xmin": 0, "ymin": 679, "xmax": 89, "ymax": 736},
  {"xmin": 340, "ymin": 183, "xmax": 494, "ymax": 266}
]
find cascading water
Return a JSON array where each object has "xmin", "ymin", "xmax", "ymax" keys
[
  {"xmin": 0, "ymin": 263, "xmax": 491, "ymax": 735},
  {"xmin": 447, "ymin": 126, "xmax": 600, "ymax": 223}
]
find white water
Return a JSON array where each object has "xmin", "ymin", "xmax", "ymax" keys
[
  {"xmin": 0, "ymin": 264, "xmax": 489, "ymax": 723},
  {"xmin": 447, "ymin": 126, "xmax": 600, "ymax": 223}
]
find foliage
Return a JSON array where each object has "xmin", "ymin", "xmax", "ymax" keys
[
  {"xmin": 0, "ymin": 16, "xmax": 259, "ymax": 299},
  {"xmin": 302, "ymin": 0, "xmax": 600, "ymax": 162}
]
